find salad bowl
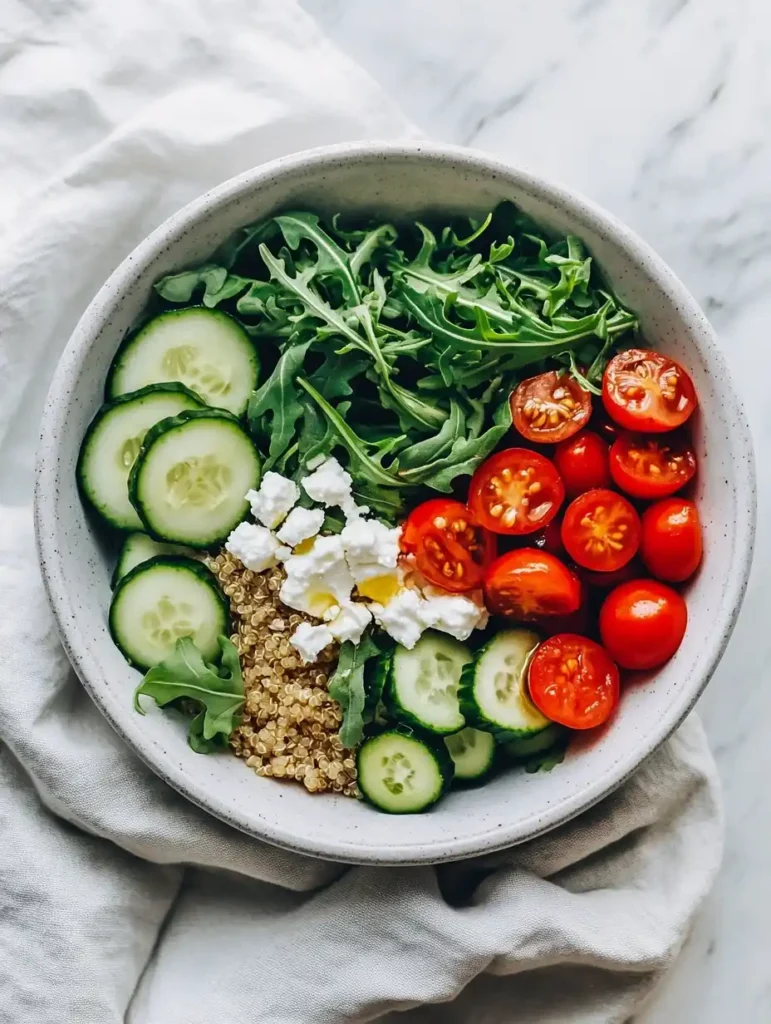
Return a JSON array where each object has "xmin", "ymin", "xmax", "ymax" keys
[{"xmin": 34, "ymin": 142, "xmax": 755, "ymax": 864}]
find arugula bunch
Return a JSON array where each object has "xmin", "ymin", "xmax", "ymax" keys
[{"xmin": 155, "ymin": 203, "xmax": 637, "ymax": 519}]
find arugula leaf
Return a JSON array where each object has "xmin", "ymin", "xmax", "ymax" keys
[
  {"xmin": 328, "ymin": 631, "xmax": 383, "ymax": 748},
  {"xmin": 134, "ymin": 636, "xmax": 244, "ymax": 753},
  {"xmin": 396, "ymin": 400, "xmax": 464, "ymax": 471},
  {"xmin": 247, "ymin": 339, "xmax": 312, "ymax": 467},
  {"xmin": 274, "ymin": 211, "xmax": 361, "ymax": 304},
  {"xmin": 350, "ymin": 223, "xmax": 399, "ymax": 277},
  {"xmin": 154, "ymin": 265, "xmax": 251, "ymax": 307}
]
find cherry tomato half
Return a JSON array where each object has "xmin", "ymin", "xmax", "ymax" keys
[
  {"xmin": 511, "ymin": 371, "xmax": 592, "ymax": 443},
  {"xmin": 484, "ymin": 548, "xmax": 582, "ymax": 620},
  {"xmin": 400, "ymin": 498, "xmax": 496, "ymax": 593},
  {"xmin": 561, "ymin": 488, "xmax": 641, "ymax": 573},
  {"xmin": 640, "ymin": 498, "xmax": 702, "ymax": 583},
  {"xmin": 609, "ymin": 430, "xmax": 697, "ymax": 500},
  {"xmin": 468, "ymin": 448, "xmax": 565, "ymax": 536},
  {"xmin": 553, "ymin": 430, "xmax": 611, "ymax": 497},
  {"xmin": 599, "ymin": 579, "xmax": 687, "ymax": 670},
  {"xmin": 528, "ymin": 634, "xmax": 620, "ymax": 730},
  {"xmin": 602, "ymin": 348, "xmax": 697, "ymax": 433}
]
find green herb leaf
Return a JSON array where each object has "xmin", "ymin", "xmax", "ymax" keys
[
  {"xmin": 328, "ymin": 632, "xmax": 383, "ymax": 748},
  {"xmin": 274, "ymin": 211, "xmax": 361, "ymax": 305},
  {"xmin": 247, "ymin": 339, "xmax": 312, "ymax": 467},
  {"xmin": 134, "ymin": 636, "xmax": 244, "ymax": 752},
  {"xmin": 154, "ymin": 265, "xmax": 252, "ymax": 307}
]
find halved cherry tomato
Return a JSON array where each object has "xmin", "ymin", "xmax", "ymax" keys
[
  {"xmin": 599, "ymin": 579, "xmax": 687, "ymax": 670},
  {"xmin": 609, "ymin": 430, "xmax": 696, "ymax": 499},
  {"xmin": 640, "ymin": 498, "xmax": 702, "ymax": 582},
  {"xmin": 511, "ymin": 371, "xmax": 592, "ymax": 443},
  {"xmin": 528, "ymin": 634, "xmax": 620, "ymax": 730},
  {"xmin": 553, "ymin": 430, "xmax": 611, "ymax": 497},
  {"xmin": 602, "ymin": 348, "xmax": 697, "ymax": 433},
  {"xmin": 400, "ymin": 498, "xmax": 495, "ymax": 593},
  {"xmin": 561, "ymin": 488, "xmax": 641, "ymax": 573},
  {"xmin": 468, "ymin": 448, "xmax": 565, "ymax": 536},
  {"xmin": 484, "ymin": 548, "xmax": 582, "ymax": 620}
]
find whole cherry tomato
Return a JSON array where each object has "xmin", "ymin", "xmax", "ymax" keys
[
  {"xmin": 528, "ymin": 633, "xmax": 620, "ymax": 730},
  {"xmin": 602, "ymin": 348, "xmax": 697, "ymax": 433},
  {"xmin": 511, "ymin": 371, "xmax": 592, "ymax": 443},
  {"xmin": 553, "ymin": 430, "xmax": 611, "ymax": 497},
  {"xmin": 560, "ymin": 488, "xmax": 641, "ymax": 573},
  {"xmin": 468, "ymin": 448, "xmax": 565, "ymax": 536},
  {"xmin": 400, "ymin": 498, "xmax": 495, "ymax": 593},
  {"xmin": 484, "ymin": 548, "xmax": 582, "ymax": 620},
  {"xmin": 640, "ymin": 498, "xmax": 702, "ymax": 582},
  {"xmin": 599, "ymin": 579, "xmax": 687, "ymax": 670},
  {"xmin": 609, "ymin": 430, "xmax": 697, "ymax": 500}
]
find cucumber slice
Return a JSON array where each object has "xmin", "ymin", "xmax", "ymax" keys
[
  {"xmin": 129, "ymin": 409, "xmax": 261, "ymax": 547},
  {"xmin": 357, "ymin": 730, "xmax": 454, "ymax": 813},
  {"xmin": 109, "ymin": 556, "xmax": 228, "ymax": 669},
  {"xmin": 503, "ymin": 723, "xmax": 567, "ymax": 760},
  {"xmin": 77, "ymin": 383, "xmax": 205, "ymax": 531},
  {"xmin": 459, "ymin": 629, "xmax": 550, "ymax": 740},
  {"xmin": 112, "ymin": 532, "xmax": 195, "ymax": 587},
  {"xmin": 444, "ymin": 727, "xmax": 496, "ymax": 782},
  {"xmin": 385, "ymin": 632, "xmax": 471, "ymax": 736},
  {"xmin": 107, "ymin": 307, "xmax": 258, "ymax": 416}
]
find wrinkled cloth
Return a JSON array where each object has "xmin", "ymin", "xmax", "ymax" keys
[{"xmin": 0, "ymin": 2, "xmax": 722, "ymax": 1022}]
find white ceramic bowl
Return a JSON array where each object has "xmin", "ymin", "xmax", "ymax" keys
[{"xmin": 35, "ymin": 142, "xmax": 755, "ymax": 864}]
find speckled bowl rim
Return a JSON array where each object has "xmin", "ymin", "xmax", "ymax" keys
[{"xmin": 35, "ymin": 142, "xmax": 756, "ymax": 864}]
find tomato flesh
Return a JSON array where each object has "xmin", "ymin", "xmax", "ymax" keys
[
  {"xmin": 602, "ymin": 348, "xmax": 697, "ymax": 432},
  {"xmin": 553, "ymin": 430, "xmax": 610, "ymax": 497},
  {"xmin": 640, "ymin": 498, "xmax": 702, "ymax": 582},
  {"xmin": 468, "ymin": 448, "xmax": 565, "ymax": 536},
  {"xmin": 484, "ymin": 548, "xmax": 582, "ymax": 620},
  {"xmin": 609, "ymin": 430, "xmax": 696, "ymax": 499},
  {"xmin": 560, "ymin": 488, "xmax": 641, "ymax": 573},
  {"xmin": 528, "ymin": 634, "xmax": 620, "ymax": 730},
  {"xmin": 599, "ymin": 579, "xmax": 687, "ymax": 670},
  {"xmin": 400, "ymin": 498, "xmax": 495, "ymax": 593},
  {"xmin": 511, "ymin": 371, "xmax": 592, "ymax": 443}
]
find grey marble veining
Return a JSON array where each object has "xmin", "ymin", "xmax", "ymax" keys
[{"xmin": 301, "ymin": 0, "xmax": 771, "ymax": 1020}]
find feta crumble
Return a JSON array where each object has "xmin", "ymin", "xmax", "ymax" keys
[
  {"xmin": 340, "ymin": 518, "xmax": 402, "ymax": 582},
  {"xmin": 280, "ymin": 535, "xmax": 356, "ymax": 618},
  {"xmin": 370, "ymin": 589, "xmax": 426, "ymax": 650},
  {"xmin": 276, "ymin": 506, "xmax": 325, "ymax": 547},
  {"xmin": 225, "ymin": 522, "xmax": 290, "ymax": 572},
  {"xmin": 418, "ymin": 593, "xmax": 489, "ymax": 642},
  {"xmin": 290, "ymin": 622, "xmax": 335, "ymax": 664},
  {"xmin": 247, "ymin": 472, "xmax": 300, "ymax": 529},
  {"xmin": 326, "ymin": 601, "xmax": 372, "ymax": 645}
]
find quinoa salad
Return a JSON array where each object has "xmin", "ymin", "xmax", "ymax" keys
[{"xmin": 77, "ymin": 203, "xmax": 702, "ymax": 813}]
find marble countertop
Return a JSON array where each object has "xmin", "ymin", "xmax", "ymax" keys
[{"xmin": 301, "ymin": 0, "xmax": 771, "ymax": 1020}]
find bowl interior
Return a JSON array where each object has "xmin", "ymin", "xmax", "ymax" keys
[{"xmin": 35, "ymin": 145, "xmax": 754, "ymax": 864}]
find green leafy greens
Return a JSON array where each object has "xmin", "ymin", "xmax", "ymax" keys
[
  {"xmin": 134, "ymin": 636, "xmax": 245, "ymax": 754},
  {"xmin": 327, "ymin": 631, "xmax": 391, "ymax": 748},
  {"xmin": 155, "ymin": 203, "xmax": 638, "ymax": 520}
]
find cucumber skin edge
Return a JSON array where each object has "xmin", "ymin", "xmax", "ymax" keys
[{"xmin": 356, "ymin": 730, "xmax": 455, "ymax": 814}]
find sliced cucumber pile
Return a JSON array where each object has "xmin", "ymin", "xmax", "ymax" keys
[
  {"xmin": 385, "ymin": 631, "xmax": 471, "ymax": 736},
  {"xmin": 459, "ymin": 629, "xmax": 550, "ymax": 740},
  {"xmin": 77, "ymin": 383, "xmax": 205, "ymax": 531},
  {"xmin": 112, "ymin": 532, "xmax": 195, "ymax": 587},
  {"xmin": 129, "ymin": 408, "xmax": 261, "ymax": 547},
  {"xmin": 109, "ymin": 556, "xmax": 228, "ymax": 670},
  {"xmin": 444, "ymin": 727, "xmax": 496, "ymax": 783},
  {"xmin": 357, "ymin": 730, "xmax": 454, "ymax": 813},
  {"xmin": 107, "ymin": 307, "xmax": 259, "ymax": 416}
]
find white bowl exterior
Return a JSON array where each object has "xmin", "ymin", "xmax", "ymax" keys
[{"xmin": 35, "ymin": 143, "xmax": 755, "ymax": 864}]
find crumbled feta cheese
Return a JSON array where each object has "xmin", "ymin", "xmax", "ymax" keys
[
  {"xmin": 301, "ymin": 457, "xmax": 352, "ymax": 508},
  {"xmin": 280, "ymin": 534, "xmax": 355, "ymax": 618},
  {"xmin": 370, "ymin": 589, "xmax": 427, "ymax": 649},
  {"xmin": 341, "ymin": 518, "xmax": 401, "ymax": 581},
  {"xmin": 225, "ymin": 522, "xmax": 290, "ymax": 572},
  {"xmin": 246, "ymin": 472, "xmax": 300, "ymax": 529},
  {"xmin": 289, "ymin": 622, "xmax": 335, "ymax": 664},
  {"xmin": 275, "ymin": 506, "xmax": 325, "ymax": 547},
  {"xmin": 326, "ymin": 601, "xmax": 372, "ymax": 645},
  {"xmin": 418, "ymin": 594, "xmax": 489, "ymax": 641}
]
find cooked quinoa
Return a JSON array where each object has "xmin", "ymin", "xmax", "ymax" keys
[{"xmin": 207, "ymin": 551, "xmax": 358, "ymax": 797}]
